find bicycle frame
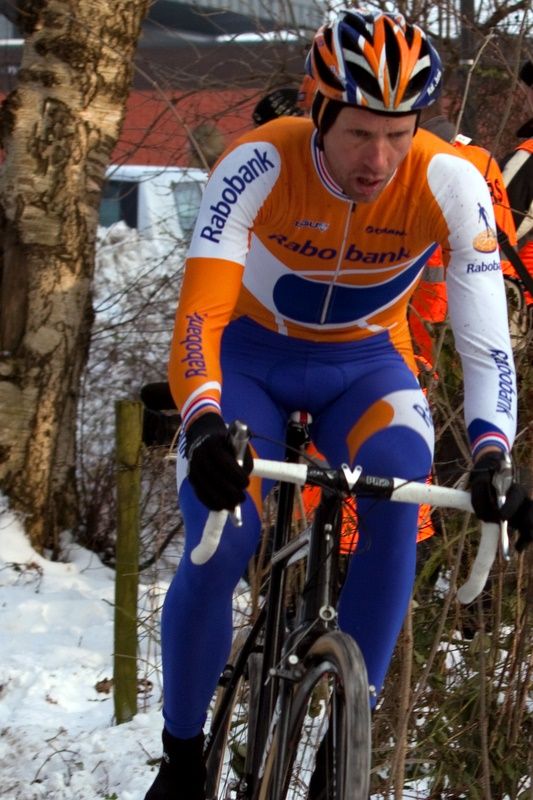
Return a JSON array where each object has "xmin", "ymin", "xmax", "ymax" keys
[
  {"xmin": 258, "ymin": 484, "xmax": 352, "ymax": 799},
  {"xmin": 251, "ymin": 416, "xmax": 310, "ymax": 783}
]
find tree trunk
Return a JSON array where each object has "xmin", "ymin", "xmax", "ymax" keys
[{"xmin": 0, "ymin": 0, "xmax": 150, "ymax": 553}]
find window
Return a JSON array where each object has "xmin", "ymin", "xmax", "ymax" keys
[
  {"xmin": 99, "ymin": 180, "xmax": 139, "ymax": 228},
  {"xmin": 172, "ymin": 180, "xmax": 203, "ymax": 238}
]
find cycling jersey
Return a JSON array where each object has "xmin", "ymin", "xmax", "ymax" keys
[
  {"xmin": 170, "ymin": 116, "xmax": 516, "ymax": 457},
  {"xmin": 409, "ymin": 136, "xmax": 518, "ymax": 365}
]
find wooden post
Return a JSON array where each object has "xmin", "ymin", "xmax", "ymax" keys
[{"xmin": 114, "ymin": 399, "xmax": 143, "ymax": 724}]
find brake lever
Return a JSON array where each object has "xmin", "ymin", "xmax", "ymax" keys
[
  {"xmin": 492, "ymin": 451, "xmax": 513, "ymax": 561},
  {"xmin": 227, "ymin": 420, "xmax": 250, "ymax": 528}
]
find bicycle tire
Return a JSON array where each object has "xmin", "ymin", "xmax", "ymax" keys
[
  {"xmin": 257, "ymin": 630, "xmax": 371, "ymax": 800},
  {"xmin": 205, "ymin": 624, "xmax": 264, "ymax": 800}
]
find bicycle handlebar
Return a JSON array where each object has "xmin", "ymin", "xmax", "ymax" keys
[{"xmin": 190, "ymin": 458, "xmax": 500, "ymax": 604}]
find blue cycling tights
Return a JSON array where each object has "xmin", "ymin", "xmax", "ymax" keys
[{"xmin": 162, "ymin": 318, "xmax": 434, "ymax": 738}]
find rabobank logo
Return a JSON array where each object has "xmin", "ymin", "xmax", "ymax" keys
[
  {"xmin": 180, "ymin": 312, "xmax": 207, "ymax": 378},
  {"xmin": 466, "ymin": 260, "xmax": 500, "ymax": 273},
  {"xmin": 490, "ymin": 348, "xmax": 515, "ymax": 419},
  {"xmin": 200, "ymin": 148, "xmax": 276, "ymax": 244},
  {"xmin": 268, "ymin": 233, "xmax": 410, "ymax": 263}
]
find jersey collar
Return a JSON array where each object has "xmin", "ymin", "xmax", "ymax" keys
[{"xmin": 311, "ymin": 130, "xmax": 352, "ymax": 201}]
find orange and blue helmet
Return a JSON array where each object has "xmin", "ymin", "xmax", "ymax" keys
[{"xmin": 306, "ymin": 8, "xmax": 443, "ymax": 114}]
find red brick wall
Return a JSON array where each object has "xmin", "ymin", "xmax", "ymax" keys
[{"xmin": 112, "ymin": 88, "xmax": 258, "ymax": 167}]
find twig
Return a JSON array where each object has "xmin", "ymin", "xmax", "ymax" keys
[
  {"xmin": 454, "ymin": 31, "xmax": 498, "ymax": 138},
  {"xmin": 476, "ymin": 594, "xmax": 493, "ymax": 800}
]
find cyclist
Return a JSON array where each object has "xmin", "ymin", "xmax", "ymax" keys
[{"xmin": 145, "ymin": 10, "xmax": 533, "ymax": 800}]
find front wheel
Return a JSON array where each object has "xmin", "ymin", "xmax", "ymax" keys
[
  {"xmin": 257, "ymin": 630, "xmax": 371, "ymax": 800},
  {"xmin": 205, "ymin": 623, "xmax": 263, "ymax": 800}
]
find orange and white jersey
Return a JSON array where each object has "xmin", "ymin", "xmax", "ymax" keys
[
  {"xmin": 169, "ymin": 117, "xmax": 516, "ymax": 453},
  {"xmin": 409, "ymin": 136, "xmax": 518, "ymax": 364}
]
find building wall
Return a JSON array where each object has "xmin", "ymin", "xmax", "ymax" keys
[
  {"xmin": 113, "ymin": 88, "xmax": 259, "ymax": 167},
  {"xmin": 190, "ymin": 0, "xmax": 323, "ymax": 30}
]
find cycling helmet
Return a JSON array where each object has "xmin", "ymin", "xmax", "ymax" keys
[
  {"xmin": 306, "ymin": 8, "xmax": 443, "ymax": 113},
  {"xmin": 252, "ymin": 88, "xmax": 303, "ymax": 126}
]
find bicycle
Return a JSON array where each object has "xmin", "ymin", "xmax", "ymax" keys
[{"xmin": 191, "ymin": 413, "xmax": 505, "ymax": 800}]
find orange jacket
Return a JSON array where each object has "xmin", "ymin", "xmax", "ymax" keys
[
  {"xmin": 512, "ymin": 139, "xmax": 533, "ymax": 304},
  {"xmin": 517, "ymin": 139, "xmax": 533, "ymax": 155}
]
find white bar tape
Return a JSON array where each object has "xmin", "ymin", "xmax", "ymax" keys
[
  {"xmin": 456, "ymin": 522, "xmax": 499, "ymax": 604},
  {"xmin": 390, "ymin": 478, "xmax": 473, "ymax": 511},
  {"xmin": 252, "ymin": 459, "xmax": 309, "ymax": 484}
]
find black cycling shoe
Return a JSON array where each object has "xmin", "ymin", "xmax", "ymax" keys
[{"xmin": 144, "ymin": 728, "xmax": 206, "ymax": 800}]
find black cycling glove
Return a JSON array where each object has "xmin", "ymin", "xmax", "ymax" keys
[
  {"xmin": 500, "ymin": 483, "xmax": 533, "ymax": 553},
  {"xmin": 470, "ymin": 452, "xmax": 533, "ymax": 552},
  {"xmin": 470, "ymin": 451, "xmax": 512, "ymax": 523},
  {"xmin": 185, "ymin": 413, "xmax": 253, "ymax": 511}
]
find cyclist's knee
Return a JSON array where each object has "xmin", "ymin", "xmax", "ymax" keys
[{"xmin": 357, "ymin": 426, "xmax": 433, "ymax": 481}]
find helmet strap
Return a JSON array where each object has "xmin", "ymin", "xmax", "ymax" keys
[{"xmin": 312, "ymin": 93, "xmax": 346, "ymax": 149}]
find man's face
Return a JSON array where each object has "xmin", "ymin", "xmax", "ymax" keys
[{"xmin": 322, "ymin": 106, "xmax": 418, "ymax": 203}]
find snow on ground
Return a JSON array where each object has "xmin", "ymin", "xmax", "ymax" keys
[{"xmin": 0, "ymin": 501, "xmax": 166, "ymax": 800}]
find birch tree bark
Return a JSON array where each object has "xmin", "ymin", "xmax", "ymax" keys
[{"xmin": 0, "ymin": 0, "xmax": 150, "ymax": 552}]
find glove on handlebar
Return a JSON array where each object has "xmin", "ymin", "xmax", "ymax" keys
[
  {"xmin": 499, "ymin": 483, "xmax": 533, "ymax": 552},
  {"xmin": 185, "ymin": 412, "xmax": 253, "ymax": 511},
  {"xmin": 470, "ymin": 451, "xmax": 512, "ymax": 523}
]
